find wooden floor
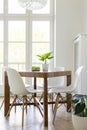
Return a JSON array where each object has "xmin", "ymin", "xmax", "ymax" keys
[{"xmin": 0, "ymin": 99, "xmax": 75, "ymax": 130}]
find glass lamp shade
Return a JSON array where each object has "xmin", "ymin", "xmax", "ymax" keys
[{"xmin": 18, "ymin": 0, "xmax": 47, "ymax": 10}]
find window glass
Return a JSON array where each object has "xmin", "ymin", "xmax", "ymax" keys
[
  {"xmin": 32, "ymin": 0, "xmax": 50, "ymax": 14},
  {"xmin": 0, "ymin": 21, "xmax": 3, "ymax": 62},
  {"xmin": 8, "ymin": 0, "xmax": 25, "ymax": 14},
  {"xmin": 8, "ymin": 21, "xmax": 26, "ymax": 41},
  {"xmin": 0, "ymin": 44, "xmax": 3, "ymax": 62},
  {"xmin": 8, "ymin": 21, "xmax": 26, "ymax": 67},
  {"xmin": 8, "ymin": 43, "xmax": 25, "ymax": 63},
  {"xmin": 0, "ymin": 21, "xmax": 4, "ymax": 41},
  {"xmin": 0, "ymin": 41, "xmax": 3, "ymax": 83},
  {"xmin": 0, "ymin": 43, "xmax": 3, "ymax": 84},
  {"xmin": 0, "ymin": 0, "xmax": 3, "ymax": 14},
  {"xmin": 0, "ymin": 21, "xmax": 3, "ymax": 84},
  {"xmin": 32, "ymin": 21, "xmax": 50, "ymax": 42},
  {"xmin": 32, "ymin": 43, "xmax": 49, "ymax": 63},
  {"xmin": 32, "ymin": 21, "xmax": 50, "ymax": 64}
]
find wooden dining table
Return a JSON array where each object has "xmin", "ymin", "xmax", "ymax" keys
[{"xmin": 4, "ymin": 70, "xmax": 71, "ymax": 127}]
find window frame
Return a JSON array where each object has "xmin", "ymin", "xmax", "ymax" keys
[{"xmin": 0, "ymin": 0, "xmax": 54, "ymax": 84}]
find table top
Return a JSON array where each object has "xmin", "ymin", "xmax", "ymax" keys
[{"xmin": 19, "ymin": 70, "xmax": 71, "ymax": 78}]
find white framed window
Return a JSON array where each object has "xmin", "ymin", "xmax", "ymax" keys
[
  {"xmin": 32, "ymin": 21, "xmax": 50, "ymax": 66},
  {"xmin": 8, "ymin": 20, "xmax": 26, "ymax": 70},
  {"xmin": 0, "ymin": 0, "xmax": 54, "ymax": 84},
  {"xmin": 0, "ymin": 0, "xmax": 3, "ymax": 13}
]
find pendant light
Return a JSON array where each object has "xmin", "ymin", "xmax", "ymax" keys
[{"xmin": 18, "ymin": 0, "xmax": 47, "ymax": 10}]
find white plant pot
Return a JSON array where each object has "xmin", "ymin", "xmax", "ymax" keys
[
  {"xmin": 42, "ymin": 64, "xmax": 48, "ymax": 71},
  {"xmin": 72, "ymin": 114, "xmax": 87, "ymax": 130}
]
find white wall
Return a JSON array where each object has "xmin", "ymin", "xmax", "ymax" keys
[
  {"xmin": 55, "ymin": 0, "xmax": 85, "ymax": 70},
  {"xmin": 1, "ymin": 1, "xmax": 86, "ymax": 96},
  {"xmin": 84, "ymin": 0, "xmax": 87, "ymax": 31}
]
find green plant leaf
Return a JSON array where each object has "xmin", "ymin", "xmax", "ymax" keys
[
  {"xmin": 75, "ymin": 102, "xmax": 85, "ymax": 114},
  {"xmin": 72, "ymin": 98, "xmax": 79, "ymax": 104},
  {"xmin": 36, "ymin": 52, "xmax": 54, "ymax": 63}
]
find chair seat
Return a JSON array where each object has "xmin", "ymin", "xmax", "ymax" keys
[
  {"xmin": 25, "ymin": 84, "xmax": 31, "ymax": 88},
  {"xmin": 26, "ymin": 87, "xmax": 43, "ymax": 93},
  {"xmin": 50, "ymin": 85, "xmax": 75, "ymax": 94}
]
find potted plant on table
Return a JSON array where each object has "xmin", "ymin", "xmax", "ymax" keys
[
  {"xmin": 36, "ymin": 52, "xmax": 54, "ymax": 71},
  {"xmin": 72, "ymin": 94, "xmax": 87, "ymax": 130}
]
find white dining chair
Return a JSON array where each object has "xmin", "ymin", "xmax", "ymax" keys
[
  {"xmin": 38, "ymin": 67, "xmax": 65, "ymax": 88},
  {"xmin": 38, "ymin": 67, "xmax": 65, "ymax": 101},
  {"xmin": 51, "ymin": 66, "xmax": 83, "ymax": 124},
  {"xmin": 48, "ymin": 67, "xmax": 65, "ymax": 88},
  {"xmin": 5, "ymin": 67, "xmax": 43, "ymax": 127}
]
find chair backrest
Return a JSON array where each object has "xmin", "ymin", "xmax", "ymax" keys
[
  {"xmin": 73, "ymin": 66, "xmax": 83, "ymax": 93},
  {"xmin": 6, "ymin": 68, "xmax": 28, "ymax": 95},
  {"xmin": 48, "ymin": 67, "xmax": 65, "ymax": 88}
]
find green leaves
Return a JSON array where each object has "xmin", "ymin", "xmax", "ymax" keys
[
  {"xmin": 32, "ymin": 66, "xmax": 40, "ymax": 71},
  {"xmin": 72, "ymin": 98, "xmax": 79, "ymax": 104},
  {"xmin": 72, "ymin": 94, "xmax": 87, "ymax": 117},
  {"xmin": 75, "ymin": 102, "xmax": 85, "ymax": 115},
  {"xmin": 36, "ymin": 52, "xmax": 54, "ymax": 64}
]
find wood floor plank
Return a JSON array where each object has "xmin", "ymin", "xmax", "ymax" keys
[{"xmin": 0, "ymin": 99, "xmax": 75, "ymax": 130}]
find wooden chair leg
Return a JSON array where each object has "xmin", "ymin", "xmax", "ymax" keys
[
  {"xmin": 14, "ymin": 105, "xmax": 16, "ymax": 112},
  {"xmin": 51, "ymin": 93, "xmax": 54, "ymax": 112},
  {"xmin": 6, "ymin": 95, "xmax": 17, "ymax": 118},
  {"xmin": 53, "ymin": 94, "xmax": 59, "ymax": 124},
  {"xmin": 25, "ymin": 96, "xmax": 27, "ymax": 114},
  {"xmin": 0, "ymin": 99, "xmax": 4, "ymax": 109},
  {"xmin": 14, "ymin": 96, "xmax": 16, "ymax": 113},
  {"xmin": 48, "ymin": 92, "xmax": 54, "ymax": 111},
  {"xmin": 33, "ymin": 96, "xmax": 43, "ymax": 117},
  {"xmin": 39, "ymin": 93, "xmax": 44, "ymax": 101},
  {"xmin": 22, "ymin": 96, "xmax": 25, "ymax": 127},
  {"xmin": 11, "ymin": 96, "xmax": 16, "ymax": 113}
]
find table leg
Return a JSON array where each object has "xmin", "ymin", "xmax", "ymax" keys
[
  {"xmin": 43, "ymin": 77, "xmax": 48, "ymax": 126},
  {"xmin": 34, "ymin": 77, "xmax": 36, "ymax": 97},
  {"xmin": 4, "ymin": 72, "xmax": 10, "ymax": 116},
  {"xmin": 66, "ymin": 93, "xmax": 72, "ymax": 112},
  {"xmin": 66, "ymin": 74, "xmax": 72, "ymax": 112}
]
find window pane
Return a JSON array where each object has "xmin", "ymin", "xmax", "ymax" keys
[
  {"xmin": 32, "ymin": 43, "xmax": 50, "ymax": 63},
  {"xmin": 0, "ymin": 21, "xmax": 4, "ymax": 41},
  {"xmin": 8, "ymin": 0, "xmax": 26, "ymax": 14},
  {"xmin": 8, "ymin": 21, "xmax": 26, "ymax": 41},
  {"xmin": 0, "ymin": 0, "xmax": 3, "ymax": 13},
  {"xmin": 0, "ymin": 43, "xmax": 3, "ymax": 62},
  {"xmin": 0, "ymin": 43, "xmax": 3, "ymax": 84},
  {"xmin": 32, "ymin": 0, "xmax": 50, "ymax": 14},
  {"xmin": 8, "ymin": 43, "xmax": 25, "ymax": 63},
  {"xmin": 32, "ymin": 21, "xmax": 50, "ymax": 42}
]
